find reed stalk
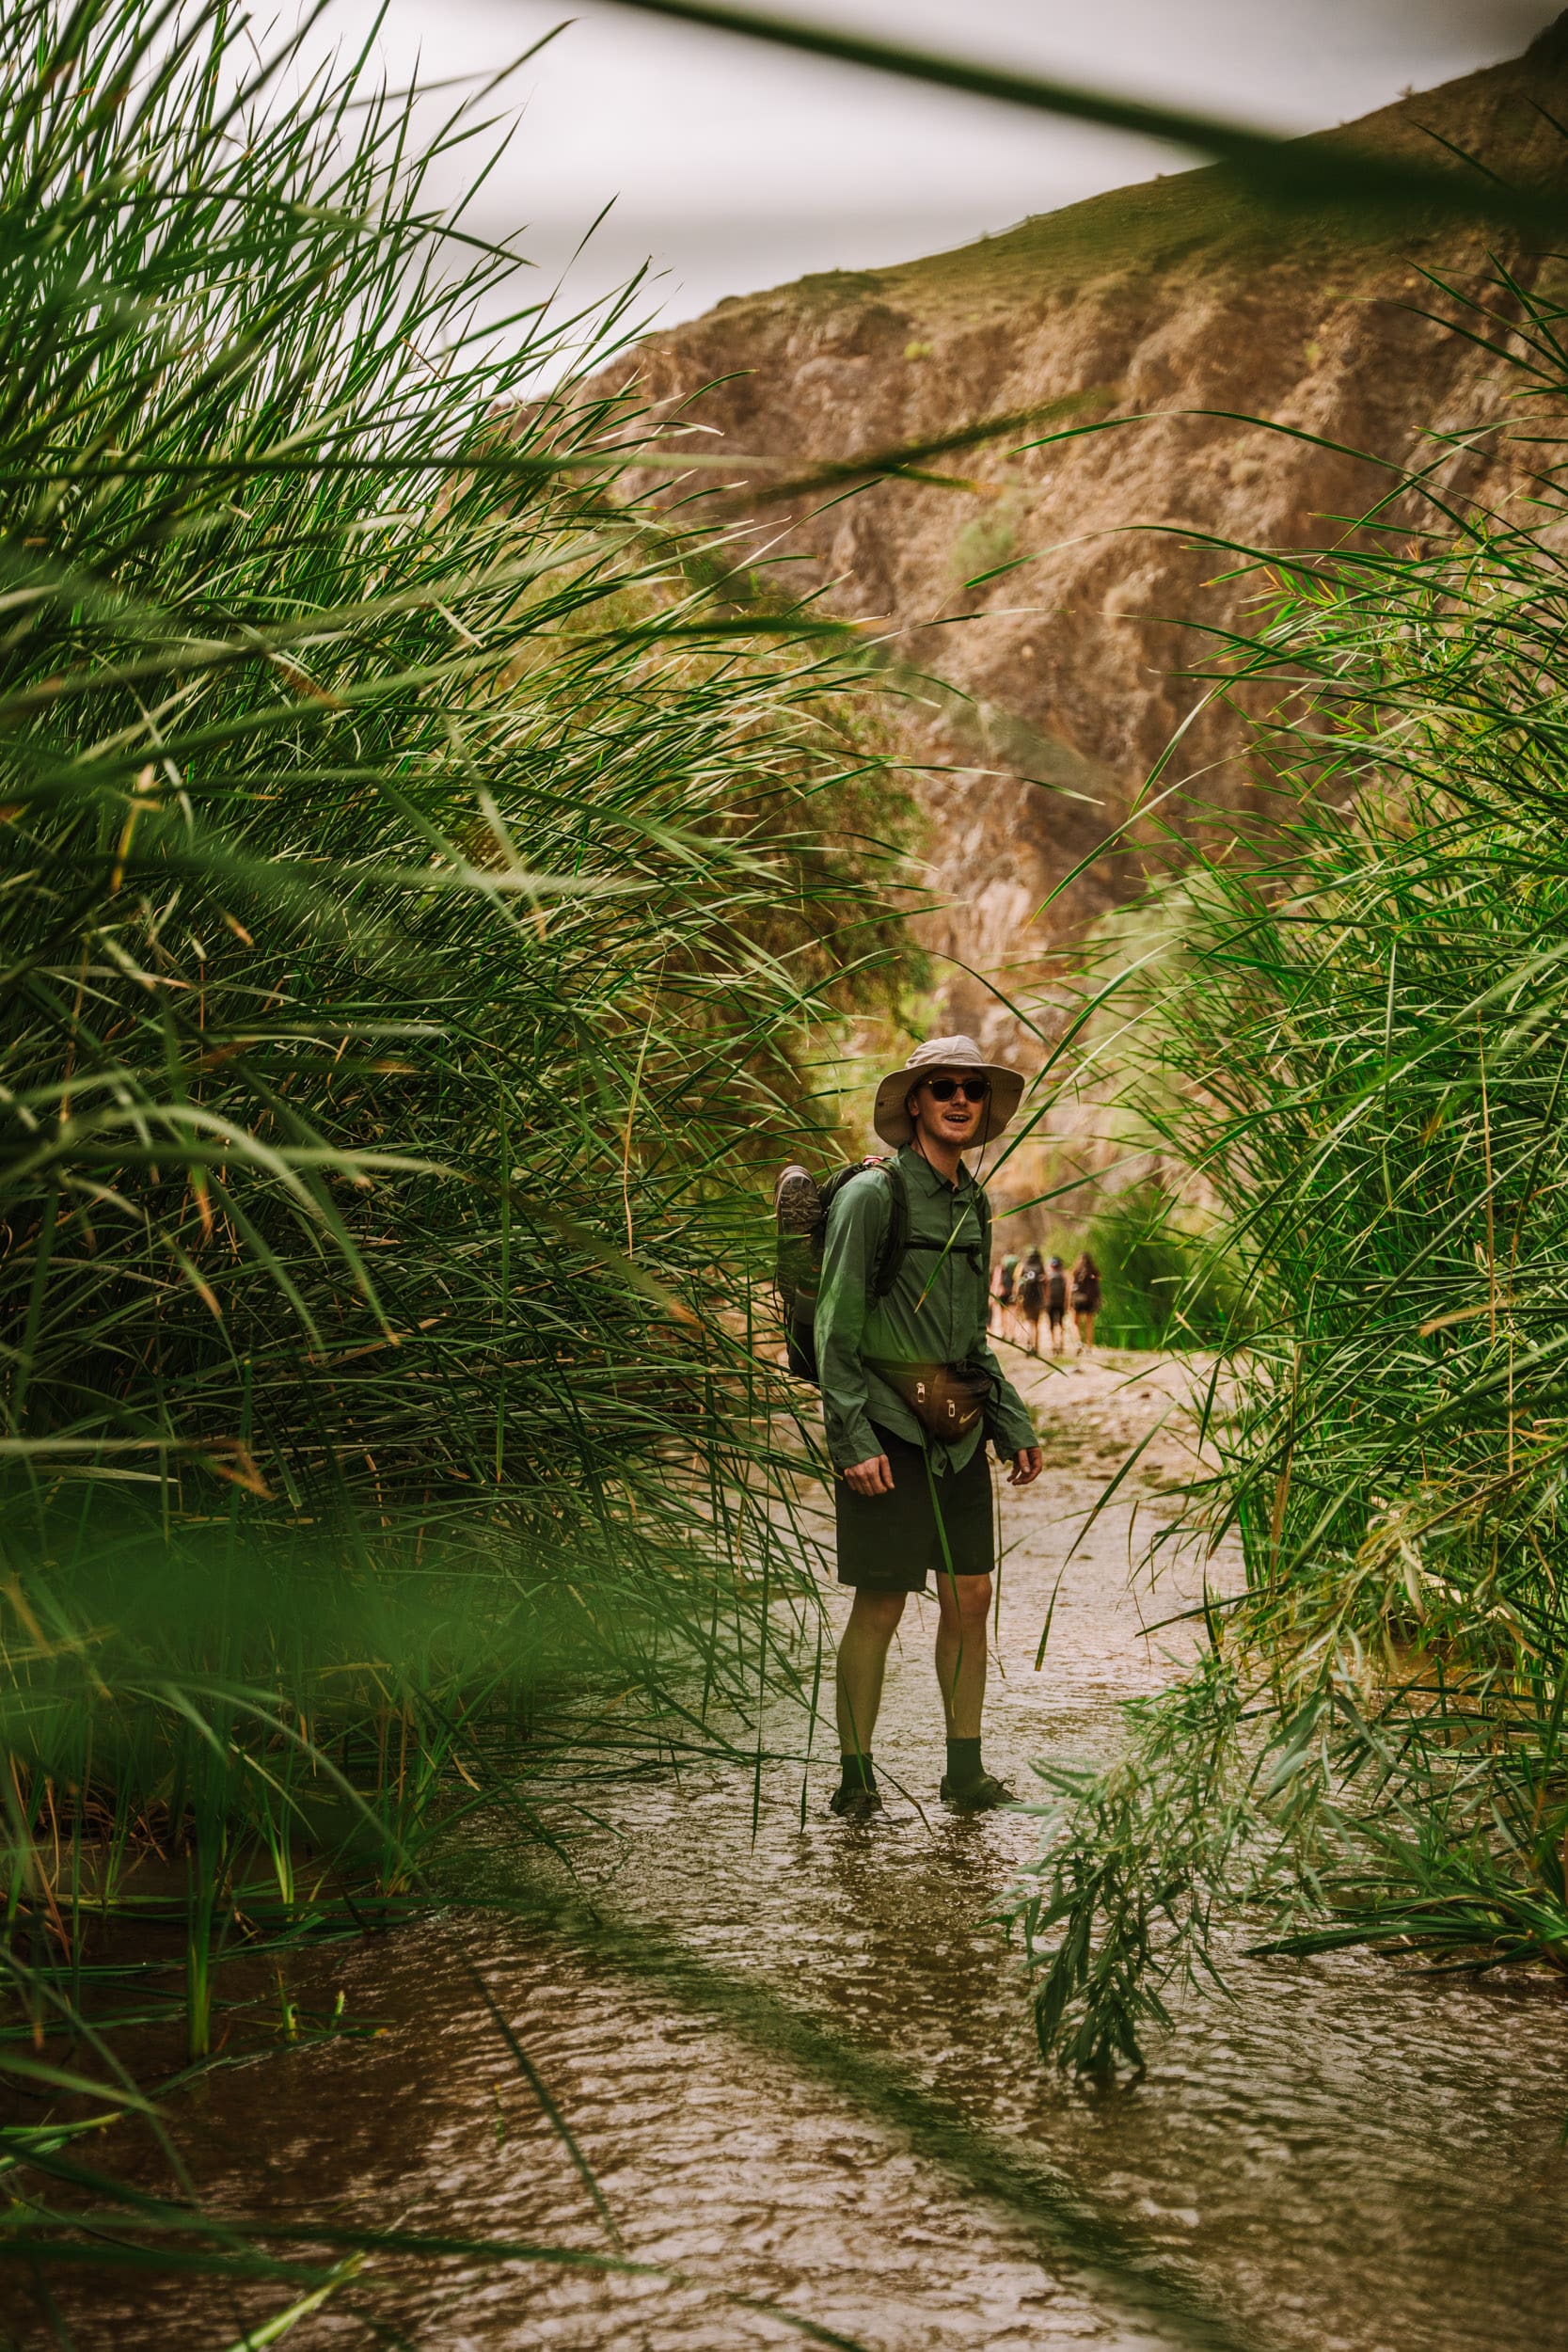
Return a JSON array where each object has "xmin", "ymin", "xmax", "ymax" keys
[{"xmin": 0, "ymin": 0, "xmax": 911, "ymax": 2303}]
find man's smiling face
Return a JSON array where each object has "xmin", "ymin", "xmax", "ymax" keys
[{"xmin": 909, "ymin": 1070, "xmax": 988, "ymax": 1153}]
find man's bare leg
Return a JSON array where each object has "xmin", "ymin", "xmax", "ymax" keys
[
  {"xmin": 834, "ymin": 1587, "xmax": 905, "ymax": 1761},
  {"xmin": 832, "ymin": 1588, "xmax": 906, "ymax": 1814},
  {"xmin": 934, "ymin": 1572, "xmax": 990, "ymax": 1739}
]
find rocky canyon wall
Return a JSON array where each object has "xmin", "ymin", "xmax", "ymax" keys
[{"xmin": 587, "ymin": 20, "xmax": 1568, "ymax": 1089}]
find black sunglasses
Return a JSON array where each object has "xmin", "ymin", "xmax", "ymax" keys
[{"xmin": 923, "ymin": 1075, "xmax": 989, "ymax": 1103}]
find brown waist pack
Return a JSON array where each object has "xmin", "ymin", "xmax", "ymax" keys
[{"xmin": 867, "ymin": 1359, "xmax": 995, "ymax": 1444}]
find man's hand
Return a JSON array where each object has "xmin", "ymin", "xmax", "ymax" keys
[
  {"xmin": 843, "ymin": 1453, "xmax": 895, "ymax": 1497},
  {"xmin": 1007, "ymin": 1446, "xmax": 1043, "ymax": 1487}
]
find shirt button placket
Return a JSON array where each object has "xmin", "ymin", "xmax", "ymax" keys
[{"xmin": 947, "ymin": 1195, "xmax": 958, "ymax": 1353}]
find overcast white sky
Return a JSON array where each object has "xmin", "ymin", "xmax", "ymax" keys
[{"xmin": 307, "ymin": 1, "xmax": 1559, "ymax": 350}]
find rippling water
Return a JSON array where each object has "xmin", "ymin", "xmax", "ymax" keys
[{"xmin": 42, "ymin": 1357, "xmax": 1568, "ymax": 2352}]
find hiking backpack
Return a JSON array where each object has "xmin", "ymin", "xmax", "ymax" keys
[{"xmin": 773, "ymin": 1155, "xmax": 991, "ymax": 1386}]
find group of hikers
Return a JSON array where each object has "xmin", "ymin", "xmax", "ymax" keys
[
  {"xmin": 993, "ymin": 1246, "xmax": 1101, "ymax": 1356},
  {"xmin": 776, "ymin": 1032, "xmax": 1109, "ymax": 1826}
]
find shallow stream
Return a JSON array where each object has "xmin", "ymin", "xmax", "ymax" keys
[{"xmin": 43, "ymin": 1354, "xmax": 1568, "ymax": 2352}]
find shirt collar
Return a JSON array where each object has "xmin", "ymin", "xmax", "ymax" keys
[{"xmin": 897, "ymin": 1141, "xmax": 974, "ymax": 1196}]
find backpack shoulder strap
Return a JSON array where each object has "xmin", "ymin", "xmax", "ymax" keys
[
  {"xmin": 973, "ymin": 1181, "xmax": 992, "ymax": 1266},
  {"xmin": 867, "ymin": 1156, "xmax": 910, "ymax": 1299},
  {"xmin": 814, "ymin": 1156, "xmax": 896, "ymax": 1262}
]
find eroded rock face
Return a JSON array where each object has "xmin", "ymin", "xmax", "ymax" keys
[{"xmin": 587, "ymin": 25, "xmax": 1568, "ymax": 1064}]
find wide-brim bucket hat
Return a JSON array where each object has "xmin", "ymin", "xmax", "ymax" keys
[{"xmin": 872, "ymin": 1034, "xmax": 1026, "ymax": 1148}]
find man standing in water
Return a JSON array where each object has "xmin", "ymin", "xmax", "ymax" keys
[{"xmin": 811, "ymin": 1037, "xmax": 1041, "ymax": 1819}]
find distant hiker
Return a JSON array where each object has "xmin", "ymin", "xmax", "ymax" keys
[
  {"xmin": 1016, "ymin": 1247, "xmax": 1046, "ymax": 1357},
  {"xmin": 1071, "ymin": 1250, "xmax": 1101, "ymax": 1349},
  {"xmin": 777, "ymin": 1037, "xmax": 1041, "ymax": 1820},
  {"xmin": 1044, "ymin": 1255, "xmax": 1068, "ymax": 1355},
  {"xmin": 991, "ymin": 1250, "xmax": 1019, "ymax": 1338}
]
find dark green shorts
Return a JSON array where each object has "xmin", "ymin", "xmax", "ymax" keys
[{"xmin": 834, "ymin": 1425, "xmax": 994, "ymax": 1593}]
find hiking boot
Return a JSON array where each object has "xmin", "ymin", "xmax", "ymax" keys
[
  {"xmin": 829, "ymin": 1783, "xmax": 885, "ymax": 1823},
  {"xmin": 939, "ymin": 1772, "xmax": 1012, "ymax": 1813},
  {"xmin": 773, "ymin": 1162, "xmax": 821, "ymax": 1234}
]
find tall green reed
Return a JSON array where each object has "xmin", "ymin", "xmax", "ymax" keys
[
  {"xmin": 0, "ymin": 0, "xmax": 908, "ymax": 2072},
  {"xmin": 1009, "ymin": 251, "xmax": 1568, "ymax": 2071}
]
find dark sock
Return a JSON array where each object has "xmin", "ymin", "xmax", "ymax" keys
[
  {"xmin": 837, "ymin": 1751, "xmax": 876, "ymax": 1794},
  {"xmin": 945, "ymin": 1736, "xmax": 984, "ymax": 1789}
]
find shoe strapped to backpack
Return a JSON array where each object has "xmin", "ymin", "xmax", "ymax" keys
[{"xmin": 772, "ymin": 1157, "xmax": 905, "ymax": 1384}]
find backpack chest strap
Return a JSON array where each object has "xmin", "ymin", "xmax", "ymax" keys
[{"xmin": 903, "ymin": 1235, "xmax": 985, "ymax": 1270}]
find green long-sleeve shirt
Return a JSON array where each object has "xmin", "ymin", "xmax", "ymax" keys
[{"xmin": 815, "ymin": 1144, "xmax": 1037, "ymax": 1475}]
